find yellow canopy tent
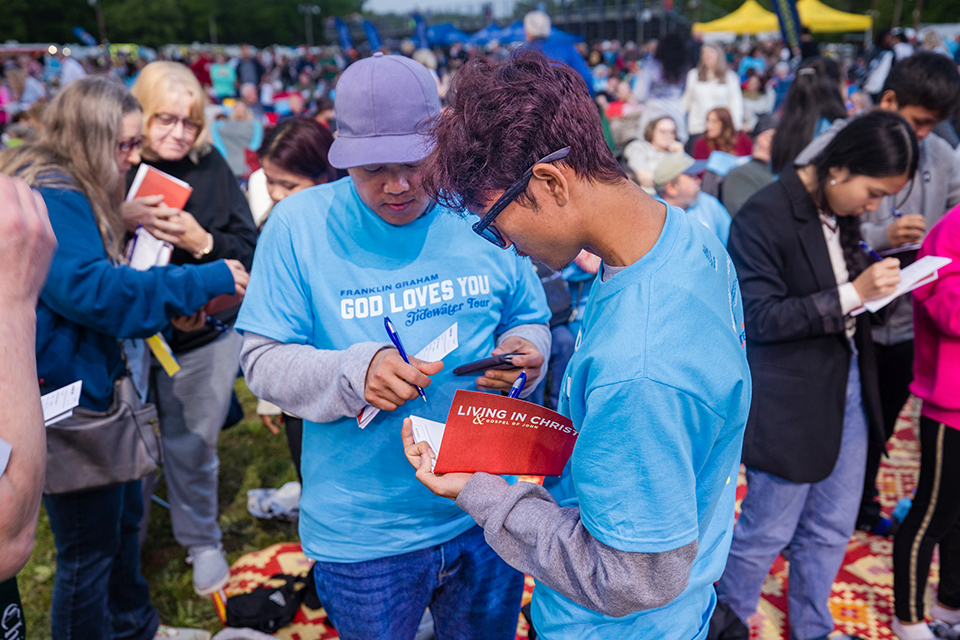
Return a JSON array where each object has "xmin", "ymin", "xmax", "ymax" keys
[
  {"xmin": 692, "ymin": 0, "xmax": 779, "ymax": 34},
  {"xmin": 796, "ymin": 0, "xmax": 872, "ymax": 32},
  {"xmin": 693, "ymin": 0, "xmax": 872, "ymax": 34}
]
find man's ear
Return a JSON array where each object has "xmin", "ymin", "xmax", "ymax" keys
[
  {"xmin": 878, "ymin": 90, "xmax": 899, "ymax": 112},
  {"xmin": 530, "ymin": 163, "xmax": 570, "ymax": 207}
]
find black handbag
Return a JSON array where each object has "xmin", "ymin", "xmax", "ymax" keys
[{"xmin": 43, "ymin": 345, "xmax": 162, "ymax": 495}]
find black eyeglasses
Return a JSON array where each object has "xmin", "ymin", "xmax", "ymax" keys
[
  {"xmin": 472, "ymin": 147, "xmax": 571, "ymax": 248},
  {"xmin": 118, "ymin": 135, "xmax": 146, "ymax": 153}
]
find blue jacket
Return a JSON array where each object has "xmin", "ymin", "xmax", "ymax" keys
[
  {"xmin": 525, "ymin": 39, "xmax": 594, "ymax": 97},
  {"xmin": 36, "ymin": 187, "xmax": 235, "ymax": 411}
]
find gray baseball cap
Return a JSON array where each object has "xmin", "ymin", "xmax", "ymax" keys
[{"xmin": 328, "ymin": 52, "xmax": 441, "ymax": 169}]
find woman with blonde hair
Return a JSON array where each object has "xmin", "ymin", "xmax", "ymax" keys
[
  {"xmin": 122, "ymin": 61, "xmax": 257, "ymax": 598},
  {"xmin": 0, "ymin": 75, "xmax": 246, "ymax": 640},
  {"xmin": 681, "ymin": 43, "xmax": 744, "ymax": 145}
]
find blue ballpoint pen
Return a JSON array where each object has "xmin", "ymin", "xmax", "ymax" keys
[
  {"xmin": 384, "ymin": 316, "xmax": 427, "ymax": 403},
  {"xmin": 205, "ymin": 316, "xmax": 228, "ymax": 333},
  {"xmin": 859, "ymin": 240, "xmax": 884, "ymax": 262},
  {"xmin": 891, "ymin": 207, "xmax": 904, "ymax": 219},
  {"xmin": 508, "ymin": 372, "xmax": 527, "ymax": 399}
]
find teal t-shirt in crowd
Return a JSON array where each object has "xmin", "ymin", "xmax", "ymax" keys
[
  {"xmin": 534, "ymin": 205, "xmax": 751, "ymax": 639},
  {"xmin": 210, "ymin": 63, "xmax": 236, "ymax": 98},
  {"xmin": 236, "ymin": 177, "xmax": 550, "ymax": 562}
]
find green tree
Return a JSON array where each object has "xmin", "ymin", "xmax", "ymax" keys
[{"xmin": 102, "ymin": 0, "xmax": 185, "ymax": 46}]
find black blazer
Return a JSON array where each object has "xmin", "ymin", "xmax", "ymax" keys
[{"xmin": 728, "ymin": 169, "xmax": 885, "ymax": 484}]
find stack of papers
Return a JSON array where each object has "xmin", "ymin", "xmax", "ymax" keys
[
  {"xmin": 852, "ymin": 256, "xmax": 952, "ymax": 316},
  {"xmin": 42, "ymin": 381, "xmax": 82, "ymax": 426},
  {"xmin": 357, "ymin": 323, "xmax": 459, "ymax": 428}
]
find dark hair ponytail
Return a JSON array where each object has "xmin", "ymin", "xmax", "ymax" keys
[
  {"xmin": 807, "ymin": 110, "xmax": 919, "ymax": 278},
  {"xmin": 770, "ymin": 57, "xmax": 847, "ymax": 174}
]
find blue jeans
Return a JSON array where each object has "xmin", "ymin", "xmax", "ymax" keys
[
  {"xmin": 44, "ymin": 479, "xmax": 159, "ymax": 640},
  {"xmin": 716, "ymin": 356, "xmax": 868, "ymax": 640},
  {"xmin": 312, "ymin": 525, "xmax": 524, "ymax": 640}
]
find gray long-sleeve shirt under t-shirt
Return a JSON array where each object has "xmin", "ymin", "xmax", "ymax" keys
[{"xmin": 240, "ymin": 323, "xmax": 550, "ymax": 424}]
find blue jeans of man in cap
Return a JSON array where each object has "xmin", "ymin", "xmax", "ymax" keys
[
  {"xmin": 311, "ymin": 525, "xmax": 524, "ymax": 640},
  {"xmin": 715, "ymin": 355, "xmax": 868, "ymax": 640}
]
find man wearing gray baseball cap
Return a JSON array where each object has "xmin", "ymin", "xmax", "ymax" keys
[{"xmin": 236, "ymin": 52, "xmax": 552, "ymax": 639}]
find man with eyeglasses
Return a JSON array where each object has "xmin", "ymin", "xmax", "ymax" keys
[
  {"xmin": 401, "ymin": 49, "xmax": 752, "ymax": 640},
  {"xmin": 236, "ymin": 53, "xmax": 551, "ymax": 640}
]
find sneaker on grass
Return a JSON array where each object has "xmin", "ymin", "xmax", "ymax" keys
[
  {"xmin": 187, "ymin": 544, "xmax": 230, "ymax": 596},
  {"xmin": 154, "ymin": 624, "xmax": 211, "ymax": 640}
]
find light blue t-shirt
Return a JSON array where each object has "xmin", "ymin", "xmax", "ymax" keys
[
  {"xmin": 236, "ymin": 177, "xmax": 551, "ymax": 562},
  {"xmin": 534, "ymin": 205, "xmax": 751, "ymax": 639},
  {"xmin": 686, "ymin": 193, "xmax": 732, "ymax": 247}
]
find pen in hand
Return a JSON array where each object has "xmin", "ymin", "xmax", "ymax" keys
[
  {"xmin": 859, "ymin": 240, "xmax": 884, "ymax": 262},
  {"xmin": 508, "ymin": 372, "xmax": 527, "ymax": 399},
  {"xmin": 384, "ymin": 316, "xmax": 427, "ymax": 403}
]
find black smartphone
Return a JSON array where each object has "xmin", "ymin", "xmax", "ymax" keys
[{"xmin": 452, "ymin": 353, "xmax": 524, "ymax": 376}]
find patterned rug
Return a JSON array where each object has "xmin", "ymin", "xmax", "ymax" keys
[
  {"xmin": 222, "ymin": 403, "xmax": 924, "ymax": 640},
  {"xmin": 742, "ymin": 400, "xmax": 926, "ymax": 639}
]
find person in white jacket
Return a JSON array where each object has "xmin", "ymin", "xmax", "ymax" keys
[{"xmin": 682, "ymin": 44, "xmax": 744, "ymax": 138}]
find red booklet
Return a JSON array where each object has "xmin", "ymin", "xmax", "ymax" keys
[
  {"xmin": 411, "ymin": 390, "xmax": 578, "ymax": 476},
  {"xmin": 126, "ymin": 164, "xmax": 193, "ymax": 210},
  {"xmin": 204, "ymin": 292, "xmax": 244, "ymax": 316}
]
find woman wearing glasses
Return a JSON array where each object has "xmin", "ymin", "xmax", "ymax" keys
[
  {"xmin": 0, "ymin": 76, "xmax": 247, "ymax": 640},
  {"xmin": 123, "ymin": 61, "xmax": 257, "ymax": 598}
]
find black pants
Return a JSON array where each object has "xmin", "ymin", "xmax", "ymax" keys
[
  {"xmin": 859, "ymin": 340, "xmax": 914, "ymax": 526},
  {"xmin": 285, "ymin": 415, "xmax": 304, "ymax": 484},
  {"xmin": 893, "ymin": 416, "xmax": 960, "ymax": 623}
]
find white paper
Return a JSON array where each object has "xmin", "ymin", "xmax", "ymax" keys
[
  {"xmin": 357, "ymin": 322, "xmax": 459, "ymax": 429},
  {"xmin": 409, "ymin": 416, "xmax": 446, "ymax": 472},
  {"xmin": 125, "ymin": 163, "xmax": 150, "ymax": 202},
  {"xmin": 42, "ymin": 381, "xmax": 82, "ymax": 427},
  {"xmin": 852, "ymin": 256, "xmax": 952, "ymax": 316},
  {"xmin": 0, "ymin": 437, "xmax": 11, "ymax": 481},
  {"xmin": 126, "ymin": 226, "xmax": 173, "ymax": 270}
]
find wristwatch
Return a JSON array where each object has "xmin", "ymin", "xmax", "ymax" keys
[{"xmin": 193, "ymin": 232, "xmax": 214, "ymax": 260}]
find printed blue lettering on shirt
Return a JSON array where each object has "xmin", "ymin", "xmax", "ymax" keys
[
  {"xmin": 535, "ymin": 205, "xmax": 751, "ymax": 639},
  {"xmin": 236, "ymin": 176, "xmax": 550, "ymax": 562}
]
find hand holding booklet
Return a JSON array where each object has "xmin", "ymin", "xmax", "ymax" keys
[
  {"xmin": 410, "ymin": 390, "xmax": 578, "ymax": 476},
  {"xmin": 852, "ymin": 255, "xmax": 952, "ymax": 316}
]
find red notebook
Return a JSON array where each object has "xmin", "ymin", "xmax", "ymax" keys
[
  {"xmin": 126, "ymin": 164, "xmax": 193, "ymax": 210},
  {"xmin": 411, "ymin": 390, "xmax": 578, "ymax": 476},
  {"xmin": 204, "ymin": 292, "xmax": 244, "ymax": 316}
]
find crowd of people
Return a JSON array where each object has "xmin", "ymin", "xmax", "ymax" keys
[{"xmin": 1, "ymin": 8, "xmax": 960, "ymax": 640}]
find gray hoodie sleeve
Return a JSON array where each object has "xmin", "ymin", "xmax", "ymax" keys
[
  {"xmin": 456, "ymin": 473, "xmax": 698, "ymax": 618},
  {"xmin": 240, "ymin": 332, "xmax": 389, "ymax": 423}
]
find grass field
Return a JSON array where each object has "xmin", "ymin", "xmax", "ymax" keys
[{"xmin": 20, "ymin": 379, "xmax": 300, "ymax": 638}]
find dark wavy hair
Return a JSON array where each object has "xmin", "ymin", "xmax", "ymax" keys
[
  {"xmin": 882, "ymin": 51, "xmax": 960, "ymax": 119},
  {"xmin": 704, "ymin": 107, "xmax": 738, "ymax": 153},
  {"xmin": 770, "ymin": 57, "xmax": 848, "ymax": 174},
  {"xmin": 807, "ymin": 110, "xmax": 919, "ymax": 278},
  {"xmin": 423, "ymin": 48, "xmax": 625, "ymax": 214},
  {"xmin": 257, "ymin": 117, "xmax": 337, "ymax": 184}
]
